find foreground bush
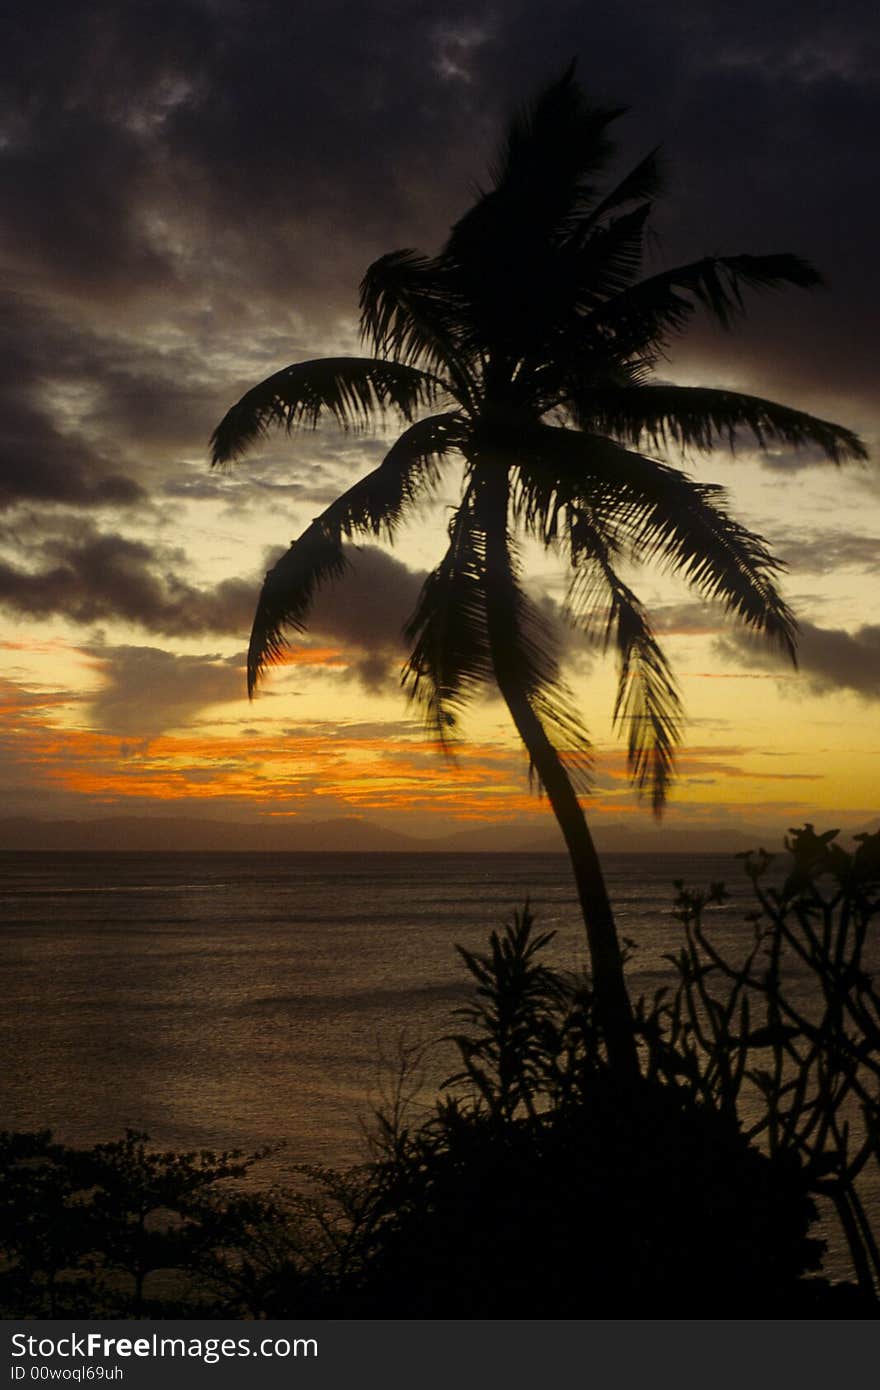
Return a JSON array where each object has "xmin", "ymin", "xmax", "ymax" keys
[
  {"xmin": 655, "ymin": 823, "xmax": 880, "ymax": 1300},
  {"xmin": 335, "ymin": 1075, "xmax": 823, "ymax": 1316},
  {"xmin": 330, "ymin": 824, "xmax": 879, "ymax": 1315},
  {"xmin": 0, "ymin": 1130, "xmax": 277, "ymax": 1316}
]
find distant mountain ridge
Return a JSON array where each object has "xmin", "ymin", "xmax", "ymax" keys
[
  {"xmin": 0, "ymin": 815, "xmax": 423, "ymax": 854},
  {"xmin": 0, "ymin": 813, "xmax": 845, "ymax": 855}
]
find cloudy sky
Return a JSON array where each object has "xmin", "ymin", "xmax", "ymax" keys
[{"xmin": 2, "ymin": 0, "xmax": 878, "ymax": 846}]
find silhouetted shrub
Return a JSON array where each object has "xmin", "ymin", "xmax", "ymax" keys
[
  {"xmin": 323, "ymin": 829, "xmax": 879, "ymax": 1316},
  {"xmin": 646, "ymin": 824, "xmax": 880, "ymax": 1301},
  {"xmin": 0, "ymin": 1130, "xmax": 272, "ymax": 1317},
  {"xmin": 337, "ymin": 1078, "xmax": 822, "ymax": 1317},
  {"xmin": 319, "ymin": 905, "xmax": 824, "ymax": 1317}
]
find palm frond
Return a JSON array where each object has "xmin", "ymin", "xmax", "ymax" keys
[
  {"xmin": 247, "ymin": 523, "xmax": 347, "ymax": 696},
  {"xmin": 402, "ymin": 493, "xmax": 493, "ymax": 745},
  {"xmin": 501, "ymin": 204, "xmax": 652, "ymax": 388},
  {"xmin": 211, "ymin": 356, "xmax": 440, "ymax": 465},
  {"xmin": 516, "ymin": 426, "xmax": 798, "ymax": 659},
  {"xmin": 690, "ymin": 253, "xmax": 824, "ymax": 326},
  {"xmin": 458, "ymin": 202, "xmax": 654, "ymax": 382},
  {"xmin": 613, "ymin": 618, "xmax": 681, "ymax": 814},
  {"xmin": 579, "ymin": 146, "xmax": 664, "ymax": 226},
  {"xmin": 338, "ymin": 411, "xmax": 467, "ymax": 537},
  {"xmin": 565, "ymin": 203, "xmax": 653, "ymax": 309},
  {"xmin": 470, "ymin": 477, "xmax": 593, "ymax": 790},
  {"xmin": 566, "ymin": 514, "xmax": 682, "ymax": 810},
  {"xmin": 512, "ymin": 588, "xmax": 594, "ymax": 793},
  {"xmin": 439, "ymin": 77, "xmax": 651, "ymax": 369},
  {"xmin": 359, "ymin": 250, "xmax": 477, "ymax": 404},
  {"xmin": 247, "ymin": 412, "xmax": 464, "ymax": 693},
  {"xmin": 580, "ymin": 253, "xmax": 824, "ymax": 366},
  {"xmin": 404, "ymin": 485, "xmax": 592, "ymax": 785},
  {"xmin": 616, "ymin": 479, "xmax": 795, "ymax": 658},
  {"xmin": 573, "ymin": 384, "xmax": 867, "ymax": 463}
]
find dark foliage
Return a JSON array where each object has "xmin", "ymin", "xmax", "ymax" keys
[
  {"xmin": 336, "ymin": 1076, "xmax": 823, "ymax": 1317},
  {"xmin": 329, "ymin": 828, "xmax": 879, "ymax": 1316},
  {"xmin": 0, "ymin": 1130, "xmax": 274, "ymax": 1317},
  {"xmin": 648, "ymin": 823, "xmax": 880, "ymax": 1299}
]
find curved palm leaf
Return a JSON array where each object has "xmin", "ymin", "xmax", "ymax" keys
[
  {"xmin": 403, "ymin": 492, "xmax": 493, "ymax": 746},
  {"xmin": 614, "ymin": 626, "xmax": 681, "ymax": 813},
  {"xmin": 329, "ymin": 410, "xmax": 467, "ymax": 537},
  {"xmin": 576, "ymin": 146, "xmax": 664, "ymax": 229},
  {"xmin": 515, "ymin": 426, "xmax": 798, "ymax": 657},
  {"xmin": 404, "ymin": 486, "xmax": 591, "ymax": 784},
  {"xmin": 572, "ymin": 384, "xmax": 867, "ymax": 463},
  {"xmin": 565, "ymin": 513, "xmax": 682, "ymax": 810},
  {"xmin": 617, "ymin": 470, "xmax": 797, "ymax": 658},
  {"xmin": 359, "ymin": 250, "xmax": 478, "ymax": 407},
  {"xmin": 247, "ymin": 524, "xmax": 347, "ymax": 697},
  {"xmin": 211, "ymin": 356, "xmax": 441, "ymax": 465},
  {"xmin": 574, "ymin": 253, "xmax": 824, "ymax": 372},
  {"xmin": 471, "ymin": 471, "xmax": 593, "ymax": 788},
  {"xmin": 247, "ymin": 412, "xmax": 464, "ymax": 693}
]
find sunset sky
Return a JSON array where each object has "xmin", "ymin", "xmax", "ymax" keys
[{"xmin": 1, "ymin": 0, "xmax": 878, "ymax": 848}]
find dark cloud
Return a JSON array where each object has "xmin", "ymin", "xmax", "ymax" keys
[
  {"xmin": 0, "ymin": 1, "xmax": 213, "ymax": 303},
  {"xmin": 168, "ymin": 433, "xmax": 395, "ymax": 509},
  {"xmin": 307, "ymin": 546, "xmax": 427, "ymax": 691},
  {"xmin": 85, "ymin": 644, "xmax": 245, "ymax": 737},
  {"xmin": 718, "ymin": 620, "xmax": 880, "ymax": 701},
  {"xmin": 0, "ymin": 283, "xmax": 394, "ymax": 522},
  {"xmin": 2, "ymin": 114, "xmax": 171, "ymax": 303},
  {"xmin": 2, "ymin": 0, "xmax": 878, "ymax": 412},
  {"xmin": 0, "ymin": 526, "xmax": 426, "ymax": 689},
  {"xmin": 0, "ymin": 395, "xmax": 144, "ymax": 510},
  {"xmin": 652, "ymin": 601, "xmax": 727, "ymax": 637},
  {"xmin": 765, "ymin": 528, "xmax": 880, "ymax": 576},
  {"xmin": 0, "ymin": 292, "xmax": 227, "ymax": 513},
  {"xmin": 0, "ymin": 526, "xmax": 257, "ymax": 636},
  {"xmin": 0, "ymin": 298, "xmax": 148, "ymax": 510},
  {"xmin": 1, "ymin": 0, "xmax": 491, "ymax": 314},
  {"xmin": 0, "ymin": 0, "xmax": 877, "ymax": 645},
  {"xmin": 743, "ymin": 442, "xmax": 852, "ymax": 475}
]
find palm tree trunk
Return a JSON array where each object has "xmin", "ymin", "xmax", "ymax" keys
[
  {"xmin": 492, "ymin": 655, "xmax": 639, "ymax": 1082},
  {"xmin": 478, "ymin": 467, "xmax": 639, "ymax": 1083}
]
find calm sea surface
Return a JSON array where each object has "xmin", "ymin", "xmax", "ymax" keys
[{"xmin": 1, "ymin": 850, "xmax": 874, "ymax": 1279}]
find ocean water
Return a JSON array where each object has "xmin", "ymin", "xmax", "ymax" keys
[{"xmin": 1, "ymin": 849, "xmax": 874, "ymax": 1280}]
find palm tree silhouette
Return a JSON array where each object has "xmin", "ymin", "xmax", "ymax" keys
[{"xmin": 211, "ymin": 67, "xmax": 865, "ymax": 1078}]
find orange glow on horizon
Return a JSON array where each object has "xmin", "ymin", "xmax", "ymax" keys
[{"xmin": 0, "ymin": 672, "xmax": 845, "ymax": 830}]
